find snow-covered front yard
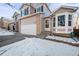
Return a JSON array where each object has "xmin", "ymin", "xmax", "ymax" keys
[
  {"xmin": 0, "ymin": 28, "xmax": 14, "ymax": 36},
  {"xmin": 0, "ymin": 37, "xmax": 79, "ymax": 56},
  {"xmin": 46, "ymin": 35, "xmax": 75, "ymax": 43},
  {"xmin": 0, "ymin": 28, "xmax": 79, "ymax": 56}
]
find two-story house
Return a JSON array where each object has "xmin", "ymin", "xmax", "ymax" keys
[
  {"xmin": 18, "ymin": 3, "xmax": 51, "ymax": 35},
  {"xmin": 0, "ymin": 17, "xmax": 13, "ymax": 30},
  {"xmin": 12, "ymin": 12, "xmax": 20, "ymax": 32},
  {"xmin": 12, "ymin": 4, "xmax": 79, "ymax": 37},
  {"xmin": 0, "ymin": 17, "xmax": 3, "ymax": 28}
]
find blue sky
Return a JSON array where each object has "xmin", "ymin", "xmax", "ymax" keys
[
  {"xmin": 0, "ymin": 3, "xmax": 79, "ymax": 19},
  {"xmin": 0, "ymin": 3, "xmax": 22, "ymax": 18}
]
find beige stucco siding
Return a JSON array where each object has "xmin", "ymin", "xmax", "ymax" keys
[{"xmin": 21, "ymin": 16, "xmax": 36, "ymax": 25}]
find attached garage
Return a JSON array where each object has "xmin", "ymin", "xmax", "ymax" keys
[
  {"xmin": 21, "ymin": 24, "xmax": 36, "ymax": 35},
  {"xmin": 19, "ymin": 13, "xmax": 44, "ymax": 35}
]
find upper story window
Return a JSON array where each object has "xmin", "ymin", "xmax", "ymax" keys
[
  {"xmin": 21, "ymin": 11, "xmax": 22, "ymax": 16},
  {"xmin": 41, "ymin": 6, "xmax": 43, "ymax": 12},
  {"xmin": 25, "ymin": 8, "xmax": 29, "ymax": 15},
  {"xmin": 15, "ymin": 16, "xmax": 17, "ymax": 21},
  {"xmin": 13, "ymin": 16, "xmax": 17, "ymax": 22},
  {"xmin": 21, "ymin": 10, "xmax": 24, "ymax": 16},
  {"xmin": 34, "ymin": 9, "xmax": 36, "ymax": 13},
  {"xmin": 21, "ymin": 7, "xmax": 29, "ymax": 17},
  {"xmin": 53, "ymin": 17, "xmax": 55, "ymax": 27},
  {"xmin": 68, "ymin": 14, "xmax": 72, "ymax": 26},
  {"xmin": 58, "ymin": 15, "xmax": 65, "ymax": 26},
  {"xmin": 36, "ymin": 5, "xmax": 43, "ymax": 13}
]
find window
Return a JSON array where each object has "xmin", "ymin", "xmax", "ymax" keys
[
  {"xmin": 68, "ymin": 15, "xmax": 72, "ymax": 26},
  {"xmin": 36, "ymin": 6, "xmax": 43, "ymax": 12},
  {"xmin": 37, "ymin": 7, "xmax": 40, "ymax": 12},
  {"xmin": 34, "ymin": 9, "xmax": 36, "ymax": 13},
  {"xmin": 24, "ymin": 8, "xmax": 29, "ymax": 15},
  {"xmin": 53, "ymin": 17, "xmax": 55, "ymax": 27},
  {"xmin": 21, "ymin": 10, "xmax": 25, "ymax": 16},
  {"xmin": 15, "ymin": 16, "xmax": 17, "ymax": 22},
  {"xmin": 58, "ymin": 15, "xmax": 65, "ymax": 26},
  {"xmin": 45, "ymin": 20, "xmax": 49, "ymax": 28},
  {"xmin": 41, "ymin": 6, "xmax": 43, "ymax": 12},
  {"xmin": 21, "ymin": 7, "xmax": 29, "ymax": 16},
  {"xmin": 21, "ymin": 11, "xmax": 22, "ymax": 16}
]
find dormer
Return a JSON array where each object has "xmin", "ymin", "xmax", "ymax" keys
[
  {"xmin": 20, "ymin": 3, "xmax": 51, "ymax": 17},
  {"xmin": 12, "ymin": 12, "xmax": 20, "ymax": 22},
  {"xmin": 32, "ymin": 3, "xmax": 51, "ymax": 16},
  {"xmin": 20, "ymin": 3, "xmax": 35, "ymax": 17}
]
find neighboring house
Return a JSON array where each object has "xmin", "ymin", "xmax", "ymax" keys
[
  {"xmin": 50, "ymin": 6, "xmax": 79, "ymax": 35},
  {"xmin": 19, "ymin": 3, "xmax": 51, "ymax": 35},
  {"xmin": 0, "ymin": 17, "xmax": 13, "ymax": 29},
  {"xmin": 12, "ymin": 12, "xmax": 20, "ymax": 32},
  {"xmin": 0, "ymin": 17, "xmax": 3, "ymax": 28}
]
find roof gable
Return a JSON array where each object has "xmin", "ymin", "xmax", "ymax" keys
[
  {"xmin": 20, "ymin": 3, "xmax": 35, "ymax": 10},
  {"xmin": 51, "ymin": 5, "xmax": 79, "ymax": 15},
  {"xmin": 12, "ymin": 12, "xmax": 20, "ymax": 18}
]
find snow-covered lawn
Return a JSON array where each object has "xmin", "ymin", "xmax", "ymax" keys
[
  {"xmin": 0, "ymin": 28, "xmax": 14, "ymax": 36},
  {"xmin": 46, "ymin": 35, "xmax": 76, "ymax": 43},
  {"xmin": 0, "ymin": 37, "xmax": 79, "ymax": 56}
]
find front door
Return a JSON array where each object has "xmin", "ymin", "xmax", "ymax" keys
[{"xmin": 44, "ymin": 19, "xmax": 50, "ymax": 31}]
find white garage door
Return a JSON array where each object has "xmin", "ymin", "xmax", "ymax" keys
[{"xmin": 21, "ymin": 24, "xmax": 36, "ymax": 35}]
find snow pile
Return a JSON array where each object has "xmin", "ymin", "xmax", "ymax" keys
[
  {"xmin": 0, "ymin": 28, "xmax": 14, "ymax": 36},
  {"xmin": 0, "ymin": 37, "xmax": 79, "ymax": 56},
  {"xmin": 46, "ymin": 35, "xmax": 75, "ymax": 43},
  {"xmin": 72, "ymin": 41, "xmax": 79, "ymax": 44}
]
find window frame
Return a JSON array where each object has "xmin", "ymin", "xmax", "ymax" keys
[
  {"xmin": 58, "ymin": 15, "xmax": 65, "ymax": 26},
  {"xmin": 45, "ymin": 20, "xmax": 49, "ymax": 28},
  {"xmin": 53, "ymin": 17, "xmax": 55, "ymax": 27},
  {"xmin": 36, "ymin": 5, "xmax": 43, "ymax": 13},
  {"xmin": 68, "ymin": 14, "xmax": 72, "ymax": 26},
  {"xmin": 21, "ymin": 7, "xmax": 29, "ymax": 17}
]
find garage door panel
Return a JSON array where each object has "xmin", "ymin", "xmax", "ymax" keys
[{"xmin": 21, "ymin": 24, "xmax": 36, "ymax": 35}]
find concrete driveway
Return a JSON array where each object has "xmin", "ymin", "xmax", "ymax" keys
[{"xmin": 0, "ymin": 28, "xmax": 38, "ymax": 47}]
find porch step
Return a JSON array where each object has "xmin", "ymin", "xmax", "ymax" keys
[{"xmin": 38, "ymin": 31, "xmax": 52, "ymax": 39}]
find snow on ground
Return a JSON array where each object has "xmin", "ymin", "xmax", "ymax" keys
[
  {"xmin": 0, "ymin": 37, "xmax": 79, "ymax": 56},
  {"xmin": 0, "ymin": 28, "xmax": 14, "ymax": 36},
  {"xmin": 46, "ymin": 35, "xmax": 76, "ymax": 43}
]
